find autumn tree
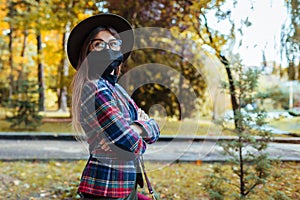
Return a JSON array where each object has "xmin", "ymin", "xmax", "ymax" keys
[
  {"xmin": 1, "ymin": 0, "xmax": 228, "ymax": 117},
  {"xmin": 1, "ymin": 0, "xmax": 47, "ymax": 111},
  {"xmin": 46, "ymin": 0, "xmax": 97, "ymax": 111},
  {"xmin": 281, "ymin": 0, "xmax": 300, "ymax": 81},
  {"xmin": 5, "ymin": 77, "xmax": 42, "ymax": 130},
  {"xmin": 3, "ymin": 0, "xmax": 37, "ymax": 100},
  {"xmin": 105, "ymin": 0, "xmax": 225, "ymax": 119},
  {"xmin": 0, "ymin": 0, "xmax": 98, "ymax": 112},
  {"xmin": 203, "ymin": 63, "xmax": 278, "ymax": 199}
]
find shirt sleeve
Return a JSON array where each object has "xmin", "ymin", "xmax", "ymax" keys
[
  {"xmin": 133, "ymin": 119, "xmax": 160, "ymax": 144},
  {"xmin": 93, "ymin": 84, "xmax": 147, "ymax": 157},
  {"xmin": 115, "ymin": 84, "xmax": 161, "ymax": 144}
]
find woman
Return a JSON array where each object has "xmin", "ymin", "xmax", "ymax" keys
[{"xmin": 67, "ymin": 13, "xmax": 160, "ymax": 199}]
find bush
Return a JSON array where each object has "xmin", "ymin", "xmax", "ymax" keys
[{"xmin": 5, "ymin": 79, "xmax": 42, "ymax": 130}]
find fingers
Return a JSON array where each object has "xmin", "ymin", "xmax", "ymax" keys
[
  {"xmin": 100, "ymin": 138, "xmax": 111, "ymax": 152},
  {"xmin": 138, "ymin": 108, "xmax": 149, "ymax": 121}
]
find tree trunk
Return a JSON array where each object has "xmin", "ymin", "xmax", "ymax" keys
[
  {"xmin": 8, "ymin": 25, "xmax": 13, "ymax": 99},
  {"xmin": 288, "ymin": 61, "xmax": 296, "ymax": 80},
  {"xmin": 219, "ymin": 54, "xmax": 240, "ymax": 129},
  {"xmin": 238, "ymin": 137, "xmax": 246, "ymax": 197},
  {"xmin": 37, "ymin": 32, "xmax": 45, "ymax": 111},
  {"xmin": 57, "ymin": 32, "xmax": 65, "ymax": 111},
  {"xmin": 58, "ymin": 30, "xmax": 69, "ymax": 112},
  {"xmin": 195, "ymin": 13, "xmax": 240, "ymax": 129},
  {"xmin": 8, "ymin": 2, "xmax": 14, "ymax": 100},
  {"xmin": 21, "ymin": 30, "xmax": 28, "ymax": 57}
]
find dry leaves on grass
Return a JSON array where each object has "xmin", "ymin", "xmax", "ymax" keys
[
  {"xmin": 0, "ymin": 161, "xmax": 84, "ymax": 199},
  {"xmin": 0, "ymin": 161, "xmax": 299, "ymax": 199}
]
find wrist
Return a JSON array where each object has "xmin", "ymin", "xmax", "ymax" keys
[{"xmin": 130, "ymin": 124, "xmax": 143, "ymax": 135}]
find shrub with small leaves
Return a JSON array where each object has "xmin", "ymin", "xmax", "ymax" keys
[
  {"xmin": 5, "ymin": 79, "xmax": 42, "ymax": 130},
  {"xmin": 204, "ymin": 63, "xmax": 288, "ymax": 199}
]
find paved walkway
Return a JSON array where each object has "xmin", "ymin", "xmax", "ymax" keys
[
  {"xmin": 0, "ymin": 137, "xmax": 299, "ymax": 162},
  {"xmin": 1, "ymin": 132, "xmax": 300, "ymax": 143}
]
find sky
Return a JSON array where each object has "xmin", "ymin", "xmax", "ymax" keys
[{"xmin": 209, "ymin": 0, "xmax": 288, "ymax": 67}]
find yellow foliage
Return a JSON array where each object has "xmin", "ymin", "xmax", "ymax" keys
[
  {"xmin": 77, "ymin": 13, "xmax": 91, "ymax": 21},
  {"xmin": 0, "ymin": 2, "xmax": 9, "ymax": 34},
  {"xmin": 87, "ymin": 1, "xmax": 94, "ymax": 7}
]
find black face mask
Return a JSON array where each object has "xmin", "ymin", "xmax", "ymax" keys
[{"xmin": 87, "ymin": 49, "xmax": 123, "ymax": 84}]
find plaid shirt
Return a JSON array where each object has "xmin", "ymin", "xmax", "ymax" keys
[{"xmin": 78, "ymin": 78, "xmax": 160, "ymax": 198}]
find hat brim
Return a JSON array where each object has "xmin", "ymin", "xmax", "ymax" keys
[{"xmin": 67, "ymin": 13, "xmax": 134, "ymax": 69}]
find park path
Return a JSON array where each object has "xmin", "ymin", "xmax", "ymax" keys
[{"xmin": 0, "ymin": 138, "xmax": 299, "ymax": 162}]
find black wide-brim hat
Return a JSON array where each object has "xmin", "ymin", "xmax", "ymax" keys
[{"xmin": 67, "ymin": 13, "xmax": 134, "ymax": 69}]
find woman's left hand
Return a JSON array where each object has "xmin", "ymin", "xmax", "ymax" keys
[
  {"xmin": 99, "ymin": 123, "xmax": 143, "ymax": 152},
  {"xmin": 138, "ymin": 109, "xmax": 149, "ymax": 121},
  {"xmin": 100, "ymin": 138, "xmax": 111, "ymax": 151}
]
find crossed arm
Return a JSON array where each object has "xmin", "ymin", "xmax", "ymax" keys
[
  {"xmin": 82, "ymin": 82, "xmax": 160, "ymax": 156},
  {"xmin": 100, "ymin": 109, "xmax": 149, "ymax": 152}
]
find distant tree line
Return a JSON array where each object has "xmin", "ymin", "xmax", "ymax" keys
[{"xmin": 0, "ymin": 0, "xmax": 298, "ymax": 120}]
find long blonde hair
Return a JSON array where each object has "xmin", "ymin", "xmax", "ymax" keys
[{"xmin": 70, "ymin": 26, "xmax": 121, "ymax": 137}]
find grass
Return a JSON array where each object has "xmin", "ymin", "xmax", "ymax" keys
[
  {"xmin": 0, "ymin": 110, "xmax": 299, "ymax": 199},
  {"xmin": 0, "ymin": 116, "xmax": 299, "ymax": 137},
  {"xmin": 0, "ymin": 120, "xmax": 73, "ymax": 133},
  {"xmin": 0, "ymin": 115, "xmax": 223, "ymax": 136},
  {"xmin": 0, "ymin": 161, "xmax": 299, "ymax": 199},
  {"xmin": 269, "ymin": 117, "xmax": 300, "ymax": 134},
  {"xmin": 0, "ymin": 108, "xmax": 299, "ymax": 137}
]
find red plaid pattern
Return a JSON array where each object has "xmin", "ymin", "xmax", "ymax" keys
[{"xmin": 78, "ymin": 78, "xmax": 160, "ymax": 198}]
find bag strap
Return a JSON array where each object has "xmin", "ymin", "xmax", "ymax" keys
[{"xmin": 139, "ymin": 155, "xmax": 158, "ymax": 200}]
